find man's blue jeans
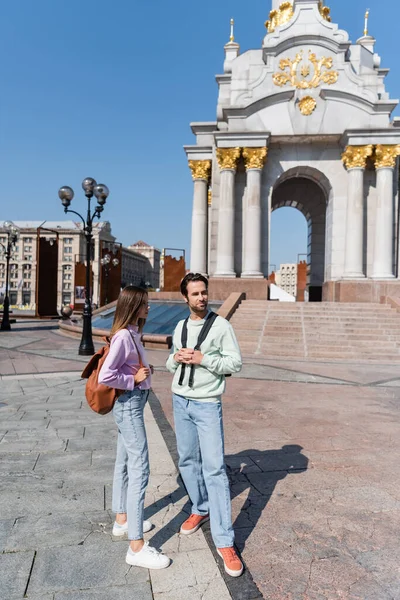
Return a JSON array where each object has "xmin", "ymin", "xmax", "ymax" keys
[
  {"xmin": 173, "ymin": 393, "xmax": 234, "ymax": 548},
  {"xmin": 112, "ymin": 389, "xmax": 149, "ymax": 541}
]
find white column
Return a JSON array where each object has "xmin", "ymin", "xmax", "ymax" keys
[
  {"xmin": 214, "ymin": 148, "xmax": 241, "ymax": 278},
  {"xmin": 188, "ymin": 160, "xmax": 211, "ymax": 275},
  {"xmin": 371, "ymin": 145, "xmax": 399, "ymax": 279},
  {"xmin": 343, "ymin": 168, "xmax": 365, "ymax": 278},
  {"xmin": 242, "ymin": 147, "xmax": 267, "ymax": 278},
  {"xmin": 342, "ymin": 145, "xmax": 373, "ymax": 279}
]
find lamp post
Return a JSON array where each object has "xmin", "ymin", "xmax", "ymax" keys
[
  {"xmin": 100, "ymin": 253, "xmax": 119, "ymax": 305},
  {"xmin": 0, "ymin": 221, "xmax": 19, "ymax": 331},
  {"xmin": 58, "ymin": 178, "xmax": 109, "ymax": 356}
]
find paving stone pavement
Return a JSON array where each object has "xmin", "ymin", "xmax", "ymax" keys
[
  {"xmin": 2, "ymin": 321, "xmax": 400, "ymax": 599},
  {"xmin": 0, "ymin": 373, "xmax": 232, "ymax": 600}
]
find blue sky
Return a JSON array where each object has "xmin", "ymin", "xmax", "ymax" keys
[{"xmin": 1, "ymin": 0, "xmax": 399, "ymax": 269}]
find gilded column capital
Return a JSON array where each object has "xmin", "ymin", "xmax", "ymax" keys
[
  {"xmin": 188, "ymin": 160, "xmax": 211, "ymax": 181},
  {"xmin": 341, "ymin": 145, "xmax": 373, "ymax": 170},
  {"xmin": 374, "ymin": 145, "xmax": 400, "ymax": 169},
  {"xmin": 216, "ymin": 147, "xmax": 241, "ymax": 171},
  {"xmin": 243, "ymin": 147, "xmax": 268, "ymax": 170}
]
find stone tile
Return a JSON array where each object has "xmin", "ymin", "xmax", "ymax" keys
[
  {"xmin": 0, "ymin": 518, "xmax": 14, "ymax": 551},
  {"xmin": 0, "ymin": 550, "xmax": 35, "ymax": 600},
  {"xmin": 53, "ymin": 584, "xmax": 153, "ymax": 600},
  {"xmin": 0, "ymin": 452, "xmax": 39, "ymax": 473},
  {"xmin": 0, "ymin": 484, "xmax": 104, "ymax": 518},
  {"xmin": 153, "ymin": 578, "xmax": 231, "ymax": 600},
  {"xmin": 148, "ymin": 551, "xmax": 197, "ymax": 594},
  {"xmin": 28, "ymin": 543, "xmax": 149, "ymax": 594},
  {"xmin": 34, "ymin": 451, "xmax": 92, "ymax": 472},
  {"xmin": 5, "ymin": 512, "xmax": 94, "ymax": 551}
]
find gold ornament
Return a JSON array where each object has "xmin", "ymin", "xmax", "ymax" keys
[
  {"xmin": 242, "ymin": 147, "xmax": 268, "ymax": 170},
  {"xmin": 265, "ymin": 2, "xmax": 294, "ymax": 33},
  {"xmin": 298, "ymin": 96, "xmax": 317, "ymax": 116},
  {"xmin": 188, "ymin": 160, "xmax": 211, "ymax": 181},
  {"xmin": 318, "ymin": 2, "xmax": 331, "ymax": 22},
  {"xmin": 265, "ymin": 2, "xmax": 331, "ymax": 33},
  {"xmin": 208, "ymin": 189, "xmax": 212, "ymax": 206},
  {"xmin": 273, "ymin": 50, "xmax": 338, "ymax": 90},
  {"xmin": 341, "ymin": 145, "xmax": 373, "ymax": 169},
  {"xmin": 374, "ymin": 145, "xmax": 400, "ymax": 169},
  {"xmin": 216, "ymin": 148, "xmax": 241, "ymax": 171}
]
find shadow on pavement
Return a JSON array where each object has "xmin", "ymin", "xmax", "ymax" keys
[{"xmin": 227, "ymin": 445, "xmax": 308, "ymax": 551}]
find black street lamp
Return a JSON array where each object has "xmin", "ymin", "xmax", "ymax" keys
[
  {"xmin": 58, "ymin": 178, "xmax": 109, "ymax": 355},
  {"xmin": 100, "ymin": 253, "xmax": 119, "ymax": 305},
  {"xmin": 0, "ymin": 221, "xmax": 19, "ymax": 331}
]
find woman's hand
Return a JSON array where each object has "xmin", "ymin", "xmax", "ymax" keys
[
  {"xmin": 149, "ymin": 364, "xmax": 154, "ymax": 375},
  {"xmin": 134, "ymin": 367, "xmax": 151, "ymax": 385}
]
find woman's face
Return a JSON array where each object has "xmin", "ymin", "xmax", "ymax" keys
[{"xmin": 137, "ymin": 295, "xmax": 149, "ymax": 320}]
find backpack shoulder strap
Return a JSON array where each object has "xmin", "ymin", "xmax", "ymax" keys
[
  {"xmin": 178, "ymin": 318, "xmax": 190, "ymax": 386},
  {"xmin": 181, "ymin": 317, "xmax": 189, "ymax": 348},
  {"xmin": 194, "ymin": 312, "xmax": 218, "ymax": 351}
]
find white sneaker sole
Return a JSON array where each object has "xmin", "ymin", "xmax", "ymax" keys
[
  {"xmin": 180, "ymin": 516, "xmax": 209, "ymax": 535},
  {"xmin": 126, "ymin": 554, "xmax": 171, "ymax": 570},
  {"xmin": 217, "ymin": 548, "xmax": 244, "ymax": 577}
]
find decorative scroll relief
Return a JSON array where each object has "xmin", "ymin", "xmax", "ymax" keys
[
  {"xmin": 374, "ymin": 145, "xmax": 400, "ymax": 169},
  {"xmin": 188, "ymin": 160, "xmax": 211, "ymax": 181},
  {"xmin": 273, "ymin": 50, "xmax": 338, "ymax": 89},
  {"xmin": 265, "ymin": 2, "xmax": 331, "ymax": 34},
  {"xmin": 216, "ymin": 148, "xmax": 241, "ymax": 171},
  {"xmin": 242, "ymin": 147, "xmax": 268, "ymax": 170},
  {"xmin": 342, "ymin": 145, "xmax": 374, "ymax": 169}
]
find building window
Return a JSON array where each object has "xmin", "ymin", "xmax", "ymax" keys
[
  {"xmin": 23, "ymin": 282, "xmax": 31, "ymax": 289},
  {"xmin": 24, "ymin": 237, "xmax": 32, "ymax": 243},
  {"xmin": 24, "ymin": 246, "xmax": 32, "ymax": 253},
  {"xmin": 63, "ymin": 238, "xmax": 73, "ymax": 244},
  {"xmin": 10, "ymin": 291, "xmax": 17, "ymax": 304},
  {"xmin": 64, "ymin": 246, "xmax": 72, "ymax": 253},
  {"xmin": 22, "ymin": 291, "xmax": 31, "ymax": 305},
  {"xmin": 63, "ymin": 256, "xmax": 73, "ymax": 262},
  {"xmin": 62, "ymin": 293, "xmax": 71, "ymax": 304}
]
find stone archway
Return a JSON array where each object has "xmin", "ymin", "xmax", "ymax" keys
[{"xmin": 271, "ymin": 167, "xmax": 331, "ymax": 301}]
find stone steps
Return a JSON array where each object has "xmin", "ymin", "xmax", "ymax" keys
[{"xmin": 232, "ymin": 300, "xmax": 400, "ymax": 361}]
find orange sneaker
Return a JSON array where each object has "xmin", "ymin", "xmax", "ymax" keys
[
  {"xmin": 217, "ymin": 546, "xmax": 244, "ymax": 577},
  {"xmin": 180, "ymin": 513, "xmax": 209, "ymax": 535}
]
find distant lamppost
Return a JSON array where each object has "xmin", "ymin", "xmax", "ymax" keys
[
  {"xmin": 58, "ymin": 178, "xmax": 109, "ymax": 356},
  {"xmin": 0, "ymin": 221, "xmax": 19, "ymax": 331},
  {"xmin": 101, "ymin": 253, "xmax": 119, "ymax": 305}
]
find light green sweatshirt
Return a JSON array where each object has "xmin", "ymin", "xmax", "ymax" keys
[{"xmin": 166, "ymin": 313, "xmax": 242, "ymax": 402}]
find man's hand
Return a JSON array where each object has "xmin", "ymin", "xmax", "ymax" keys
[
  {"xmin": 134, "ymin": 367, "xmax": 151, "ymax": 385},
  {"xmin": 174, "ymin": 349, "xmax": 194, "ymax": 364},
  {"xmin": 187, "ymin": 350, "xmax": 204, "ymax": 365}
]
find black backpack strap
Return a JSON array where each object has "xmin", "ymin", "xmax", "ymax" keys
[
  {"xmin": 178, "ymin": 317, "xmax": 189, "ymax": 387},
  {"xmin": 188, "ymin": 312, "xmax": 218, "ymax": 388}
]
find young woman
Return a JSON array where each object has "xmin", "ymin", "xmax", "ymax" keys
[{"xmin": 99, "ymin": 285, "xmax": 171, "ymax": 570}]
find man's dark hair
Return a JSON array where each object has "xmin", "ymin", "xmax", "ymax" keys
[{"xmin": 180, "ymin": 272, "xmax": 209, "ymax": 298}]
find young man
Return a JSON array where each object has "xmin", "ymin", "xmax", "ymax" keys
[{"xmin": 166, "ymin": 272, "xmax": 243, "ymax": 577}]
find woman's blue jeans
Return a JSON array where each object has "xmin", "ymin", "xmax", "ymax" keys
[
  {"xmin": 112, "ymin": 389, "xmax": 149, "ymax": 541},
  {"xmin": 173, "ymin": 393, "xmax": 234, "ymax": 548}
]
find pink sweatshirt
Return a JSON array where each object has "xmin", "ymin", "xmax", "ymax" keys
[{"xmin": 98, "ymin": 325, "xmax": 151, "ymax": 391}]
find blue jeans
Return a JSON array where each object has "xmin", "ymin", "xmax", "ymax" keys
[
  {"xmin": 112, "ymin": 389, "xmax": 149, "ymax": 541},
  {"xmin": 173, "ymin": 394, "xmax": 234, "ymax": 548}
]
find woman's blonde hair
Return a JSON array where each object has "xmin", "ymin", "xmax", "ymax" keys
[{"xmin": 110, "ymin": 286, "xmax": 148, "ymax": 336}]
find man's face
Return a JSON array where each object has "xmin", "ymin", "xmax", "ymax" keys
[{"xmin": 185, "ymin": 281, "xmax": 208, "ymax": 313}]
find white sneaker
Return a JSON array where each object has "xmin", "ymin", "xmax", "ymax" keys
[
  {"xmin": 126, "ymin": 542, "xmax": 171, "ymax": 569},
  {"xmin": 112, "ymin": 520, "xmax": 153, "ymax": 537}
]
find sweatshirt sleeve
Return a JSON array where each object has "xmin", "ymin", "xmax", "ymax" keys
[
  {"xmin": 200, "ymin": 321, "xmax": 242, "ymax": 375},
  {"xmin": 98, "ymin": 332, "xmax": 135, "ymax": 390},
  {"xmin": 166, "ymin": 326, "xmax": 181, "ymax": 374}
]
